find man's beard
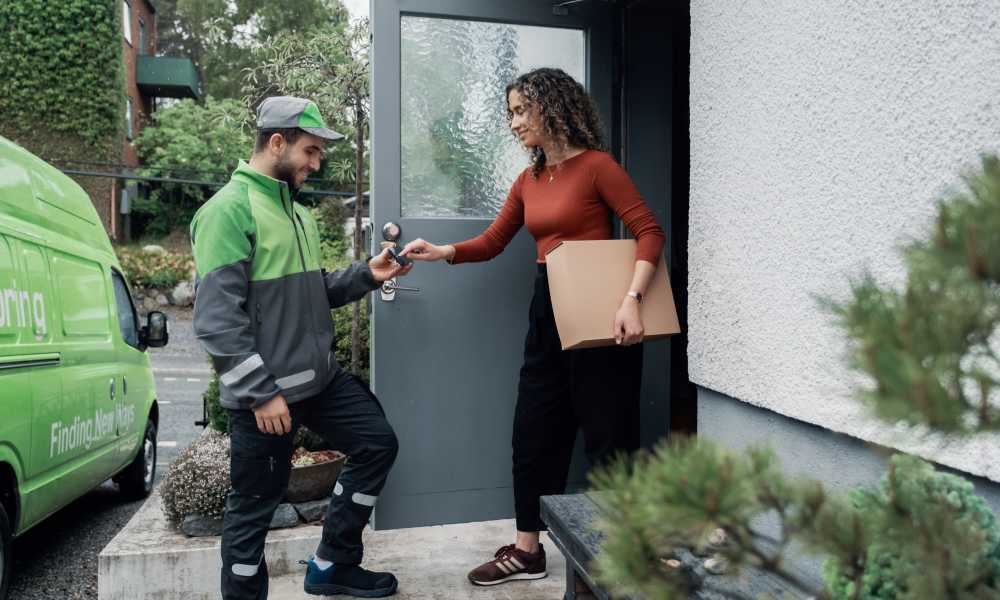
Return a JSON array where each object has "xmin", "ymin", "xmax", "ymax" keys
[{"xmin": 274, "ymin": 156, "xmax": 301, "ymax": 192}]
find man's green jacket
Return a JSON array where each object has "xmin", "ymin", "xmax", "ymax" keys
[{"xmin": 191, "ymin": 161, "xmax": 378, "ymax": 410}]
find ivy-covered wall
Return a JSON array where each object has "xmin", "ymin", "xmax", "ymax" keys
[{"xmin": 0, "ymin": 0, "xmax": 126, "ymax": 232}]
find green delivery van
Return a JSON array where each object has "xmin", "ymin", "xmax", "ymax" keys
[{"xmin": 0, "ymin": 136, "xmax": 168, "ymax": 598}]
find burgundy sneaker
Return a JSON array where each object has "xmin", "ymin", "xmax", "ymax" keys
[{"xmin": 468, "ymin": 543, "xmax": 547, "ymax": 586}]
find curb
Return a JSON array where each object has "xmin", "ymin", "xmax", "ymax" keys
[{"xmin": 98, "ymin": 489, "xmax": 322, "ymax": 600}]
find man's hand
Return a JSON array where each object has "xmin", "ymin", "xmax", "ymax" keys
[
  {"xmin": 613, "ymin": 298, "xmax": 645, "ymax": 346},
  {"xmin": 253, "ymin": 393, "xmax": 292, "ymax": 435},
  {"xmin": 369, "ymin": 248, "xmax": 414, "ymax": 282}
]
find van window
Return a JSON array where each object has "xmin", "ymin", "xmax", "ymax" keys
[
  {"xmin": 51, "ymin": 251, "xmax": 110, "ymax": 337},
  {"xmin": 21, "ymin": 242, "xmax": 52, "ymax": 341},
  {"xmin": 111, "ymin": 270, "xmax": 139, "ymax": 348}
]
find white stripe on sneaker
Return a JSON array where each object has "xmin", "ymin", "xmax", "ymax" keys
[
  {"xmin": 509, "ymin": 557, "xmax": 525, "ymax": 570},
  {"xmin": 472, "ymin": 572, "xmax": 548, "ymax": 586},
  {"xmin": 495, "ymin": 561, "xmax": 511, "ymax": 575}
]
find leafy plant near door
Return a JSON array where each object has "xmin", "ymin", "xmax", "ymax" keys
[{"xmin": 590, "ymin": 155, "xmax": 1000, "ymax": 599}]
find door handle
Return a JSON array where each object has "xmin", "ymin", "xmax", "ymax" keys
[
  {"xmin": 110, "ymin": 378, "xmax": 116, "ymax": 401},
  {"xmin": 382, "ymin": 279, "xmax": 420, "ymax": 293},
  {"xmin": 123, "ymin": 375, "xmax": 128, "ymax": 398},
  {"xmin": 380, "ymin": 278, "xmax": 420, "ymax": 302}
]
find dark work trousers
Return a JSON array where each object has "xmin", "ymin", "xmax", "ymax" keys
[
  {"xmin": 513, "ymin": 264, "xmax": 642, "ymax": 532},
  {"xmin": 220, "ymin": 368, "xmax": 399, "ymax": 600}
]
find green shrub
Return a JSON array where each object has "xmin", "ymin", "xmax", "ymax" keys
[
  {"xmin": 115, "ymin": 246, "xmax": 194, "ymax": 290},
  {"xmin": 204, "ymin": 368, "xmax": 228, "ymax": 434},
  {"xmin": 134, "ymin": 98, "xmax": 254, "ymax": 239},
  {"xmin": 824, "ymin": 455, "xmax": 1000, "ymax": 599},
  {"xmin": 333, "ymin": 303, "xmax": 370, "ymax": 382},
  {"xmin": 0, "ymin": 0, "xmax": 123, "ymax": 146},
  {"xmin": 160, "ymin": 429, "xmax": 231, "ymax": 525}
]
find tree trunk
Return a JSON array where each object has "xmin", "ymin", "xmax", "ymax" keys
[{"xmin": 350, "ymin": 98, "xmax": 365, "ymax": 375}]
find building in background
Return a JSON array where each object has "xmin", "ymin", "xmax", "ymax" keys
[
  {"xmin": 118, "ymin": 0, "xmax": 201, "ymax": 238},
  {"xmin": 0, "ymin": 0, "xmax": 200, "ymax": 239}
]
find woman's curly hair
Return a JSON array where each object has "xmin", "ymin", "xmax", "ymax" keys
[{"xmin": 505, "ymin": 67, "xmax": 607, "ymax": 178}]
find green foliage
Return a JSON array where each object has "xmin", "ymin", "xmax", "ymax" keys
[
  {"xmin": 828, "ymin": 155, "xmax": 1000, "ymax": 433},
  {"xmin": 204, "ymin": 368, "xmax": 228, "ymax": 434},
  {"xmin": 0, "ymin": 0, "xmax": 124, "ymax": 145},
  {"xmin": 590, "ymin": 438, "xmax": 832, "ymax": 598},
  {"xmin": 115, "ymin": 246, "xmax": 195, "ymax": 290},
  {"xmin": 825, "ymin": 455, "xmax": 1000, "ymax": 600},
  {"xmin": 333, "ymin": 301, "xmax": 370, "ymax": 382},
  {"xmin": 323, "ymin": 248, "xmax": 370, "ymax": 383},
  {"xmin": 133, "ymin": 98, "xmax": 254, "ymax": 238},
  {"xmin": 592, "ymin": 440, "xmax": 1000, "ymax": 600},
  {"xmin": 312, "ymin": 200, "xmax": 351, "ymax": 259},
  {"xmin": 242, "ymin": 19, "xmax": 369, "ymax": 191},
  {"xmin": 156, "ymin": 0, "xmax": 350, "ymax": 100}
]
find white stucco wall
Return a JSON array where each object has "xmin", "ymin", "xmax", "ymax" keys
[{"xmin": 688, "ymin": 1, "xmax": 1000, "ymax": 480}]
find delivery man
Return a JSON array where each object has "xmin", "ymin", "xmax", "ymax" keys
[{"xmin": 191, "ymin": 96, "xmax": 410, "ymax": 599}]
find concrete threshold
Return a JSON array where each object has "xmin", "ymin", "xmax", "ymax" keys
[{"xmin": 99, "ymin": 489, "xmax": 566, "ymax": 599}]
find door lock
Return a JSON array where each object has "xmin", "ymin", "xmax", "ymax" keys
[{"xmin": 380, "ymin": 278, "xmax": 420, "ymax": 302}]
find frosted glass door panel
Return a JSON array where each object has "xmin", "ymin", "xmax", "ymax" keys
[{"xmin": 401, "ymin": 16, "xmax": 584, "ymax": 217}]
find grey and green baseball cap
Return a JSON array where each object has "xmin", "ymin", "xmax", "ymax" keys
[{"xmin": 256, "ymin": 96, "xmax": 344, "ymax": 141}]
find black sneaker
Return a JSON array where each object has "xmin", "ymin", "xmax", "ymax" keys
[{"xmin": 302, "ymin": 558, "xmax": 398, "ymax": 597}]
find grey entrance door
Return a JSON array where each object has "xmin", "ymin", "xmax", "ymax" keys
[{"xmin": 370, "ymin": 0, "xmax": 614, "ymax": 530}]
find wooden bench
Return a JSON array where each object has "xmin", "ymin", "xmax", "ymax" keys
[{"xmin": 541, "ymin": 493, "xmax": 811, "ymax": 600}]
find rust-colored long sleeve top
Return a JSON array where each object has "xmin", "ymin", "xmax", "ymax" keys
[{"xmin": 451, "ymin": 150, "xmax": 665, "ymax": 265}]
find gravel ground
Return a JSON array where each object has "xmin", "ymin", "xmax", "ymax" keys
[
  {"xmin": 7, "ymin": 308, "xmax": 203, "ymax": 600},
  {"xmin": 7, "ymin": 481, "xmax": 153, "ymax": 600}
]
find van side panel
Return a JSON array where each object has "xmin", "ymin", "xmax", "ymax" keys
[{"xmin": 18, "ymin": 248, "xmax": 119, "ymax": 529}]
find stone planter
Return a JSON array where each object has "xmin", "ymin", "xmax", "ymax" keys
[{"xmin": 285, "ymin": 453, "xmax": 346, "ymax": 503}]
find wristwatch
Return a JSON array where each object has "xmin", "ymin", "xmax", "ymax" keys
[{"xmin": 626, "ymin": 290, "xmax": 643, "ymax": 304}]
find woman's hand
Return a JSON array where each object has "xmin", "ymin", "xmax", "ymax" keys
[
  {"xmin": 400, "ymin": 238, "xmax": 455, "ymax": 262},
  {"xmin": 613, "ymin": 298, "xmax": 644, "ymax": 346},
  {"xmin": 369, "ymin": 248, "xmax": 413, "ymax": 282}
]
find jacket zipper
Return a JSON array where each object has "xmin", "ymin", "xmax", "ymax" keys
[
  {"xmin": 283, "ymin": 187, "xmax": 308, "ymax": 272},
  {"xmin": 284, "ymin": 186, "xmax": 326, "ymax": 383},
  {"xmin": 294, "ymin": 212, "xmax": 311, "ymax": 263}
]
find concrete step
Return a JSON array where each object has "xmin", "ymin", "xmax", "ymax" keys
[
  {"xmin": 270, "ymin": 521, "xmax": 566, "ymax": 600},
  {"xmin": 100, "ymin": 487, "xmax": 566, "ymax": 599}
]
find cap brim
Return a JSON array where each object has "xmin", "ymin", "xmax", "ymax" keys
[{"xmin": 301, "ymin": 126, "xmax": 345, "ymax": 141}]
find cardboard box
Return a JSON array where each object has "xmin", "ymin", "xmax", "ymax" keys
[{"xmin": 545, "ymin": 240, "xmax": 680, "ymax": 350}]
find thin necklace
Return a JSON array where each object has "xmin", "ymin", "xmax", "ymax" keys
[
  {"xmin": 545, "ymin": 148, "xmax": 584, "ymax": 182},
  {"xmin": 546, "ymin": 164, "xmax": 557, "ymax": 183}
]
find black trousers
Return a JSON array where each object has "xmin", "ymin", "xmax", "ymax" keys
[
  {"xmin": 513, "ymin": 265, "xmax": 642, "ymax": 532},
  {"xmin": 220, "ymin": 369, "xmax": 399, "ymax": 600}
]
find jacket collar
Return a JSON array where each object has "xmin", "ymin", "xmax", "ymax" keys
[{"xmin": 232, "ymin": 160, "xmax": 290, "ymax": 203}]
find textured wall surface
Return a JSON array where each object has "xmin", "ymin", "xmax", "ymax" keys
[{"xmin": 689, "ymin": 1, "xmax": 1000, "ymax": 480}]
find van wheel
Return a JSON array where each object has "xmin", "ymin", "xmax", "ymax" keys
[
  {"xmin": 117, "ymin": 421, "xmax": 157, "ymax": 500},
  {"xmin": 0, "ymin": 502, "xmax": 12, "ymax": 600}
]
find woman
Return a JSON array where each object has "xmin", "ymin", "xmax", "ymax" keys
[{"xmin": 401, "ymin": 67, "xmax": 665, "ymax": 586}]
